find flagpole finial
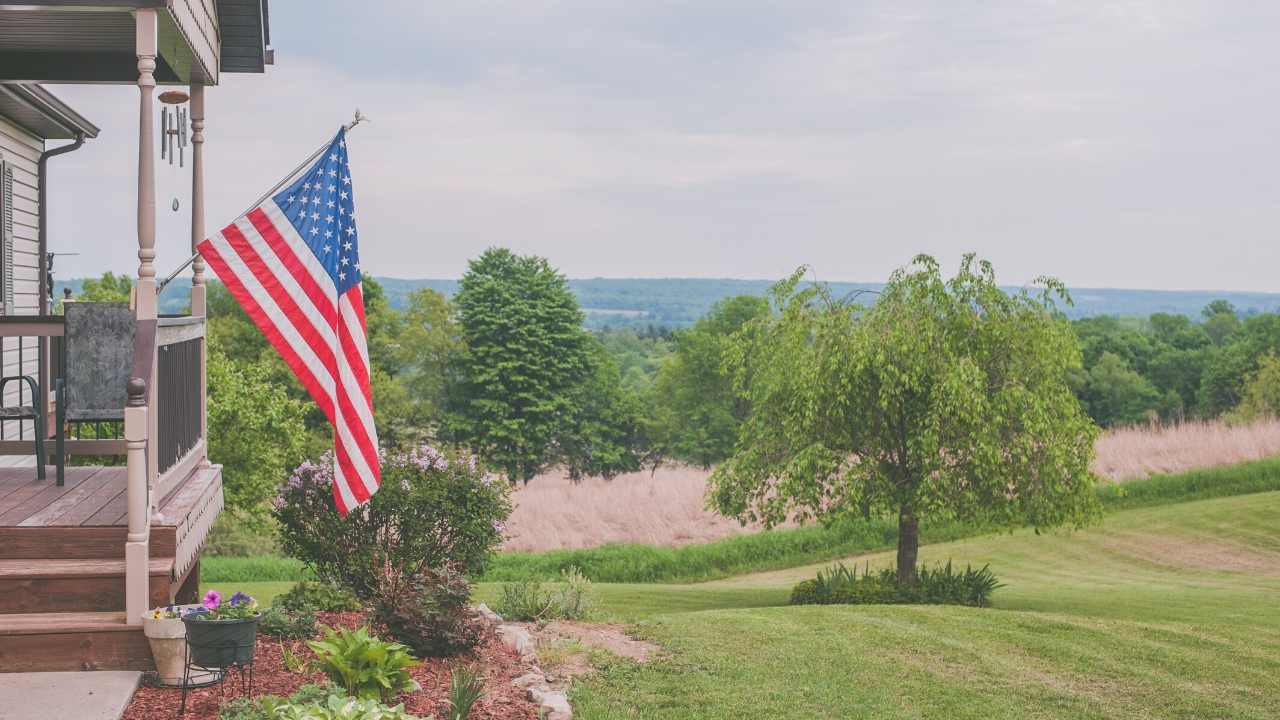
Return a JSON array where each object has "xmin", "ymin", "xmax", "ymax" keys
[{"xmin": 346, "ymin": 109, "xmax": 368, "ymax": 131}]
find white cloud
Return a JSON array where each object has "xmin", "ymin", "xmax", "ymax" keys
[{"xmin": 40, "ymin": 0, "xmax": 1280, "ymax": 291}]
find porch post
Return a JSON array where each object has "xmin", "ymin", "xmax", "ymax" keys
[
  {"xmin": 189, "ymin": 83, "xmax": 208, "ymax": 461},
  {"xmin": 126, "ymin": 7, "xmax": 159, "ymax": 627}
]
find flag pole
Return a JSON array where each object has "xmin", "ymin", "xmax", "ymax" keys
[{"xmin": 156, "ymin": 110, "xmax": 369, "ymax": 293}]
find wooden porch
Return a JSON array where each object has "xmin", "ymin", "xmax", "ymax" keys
[{"xmin": 0, "ymin": 460, "xmax": 223, "ymax": 672}]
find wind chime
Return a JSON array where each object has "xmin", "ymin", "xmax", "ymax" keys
[{"xmin": 158, "ymin": 89, "xmax": 190, "ymax": 212}]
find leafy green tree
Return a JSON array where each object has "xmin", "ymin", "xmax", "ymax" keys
[
  {"xmin": 395, "ymin": 287, "xmax": 459, "ymax": 426},
  {"xmin": 649, "ymin": 295, "xmax": 767, "ymax": 467},
  {"xmin": 207, "ymin": 350, "xmax": 309, "ymax": 524},
  {"xmin": 1202, "ymin": 300, "xmax": 1241, "ymax": 346},
  {"xmin": 1232, "ymin": 352, "xmax": 1280, "ymax": 421},
  {"xmin": 1080, "ymin": 352, "xmax": 1161, "ymax": 426},
  {"xmin": 710, "ymin": 256, "xmax": 1098, "ymax": 583},
  {"xmin": 77, "ymin": 272, "xmax": 133, "ymax": 303},
  {"xmin": 558, "ymin": 339, "xmax": 645, "ymax": 480},
  {"xmin": 446, "ymin": 248, "xmax": 592, "ymax": 482}
]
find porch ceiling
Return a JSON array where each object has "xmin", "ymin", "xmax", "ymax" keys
[{"xmin": 0, "ymin": 4, "xmax": 216, "ymax": 84}]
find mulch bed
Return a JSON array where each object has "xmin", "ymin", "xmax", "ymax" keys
[{"xmin": 123, "ymin": 612, "xmax": 541, "ymax": 720}]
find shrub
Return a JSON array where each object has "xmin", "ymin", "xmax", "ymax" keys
[
  {"xmin": 447, "ymin": 665, "xmax": 485, "ymax": 720},
  {"xmin": 308, "ymin": 626, "xmax": 420, "ymax": 702},
  {"xmin": 275, "ymin": 446, "xmax": 511, "ymax": 598},
  {"xmin": 495, "ymin": 567, "xmax": 594, "ymax": 622},
  {"xmin": 259, "ymin": 607, "xmax": 319, "ymax": 640},
  {"xmin": 266, "ymin": 695, "xmax": 423, "ymax": 720},
  {"xmin": 372, "ymin": 567, "xmax": 482, "ymax": 658},
  {"xmin": 276, "ymin": 581, "xmax": 362, "ymax": 614},
  {"xmin": 790, "ymin": 561, "xmax": 1003, "ymax": 608}
]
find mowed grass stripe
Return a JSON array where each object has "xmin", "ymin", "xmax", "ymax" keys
[{"xmin": 570, "ymin": 492, "xmax": 1280, "ymax": 720}]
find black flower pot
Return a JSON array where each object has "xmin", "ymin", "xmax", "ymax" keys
[{"xmin": 182, "ymin": 614, "xmax": 261, "ymax": 668}]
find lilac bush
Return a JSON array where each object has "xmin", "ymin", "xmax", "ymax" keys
[{"xmin": 274, "ymin": 445, "xmax": 512, "ymax": 598}]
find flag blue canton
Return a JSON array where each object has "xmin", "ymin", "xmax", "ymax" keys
[{"xmin": 273, "ymin": 127, "xmax": 361, "ymax": 293}]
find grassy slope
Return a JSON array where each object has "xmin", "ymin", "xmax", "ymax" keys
[{"xmin": 561, "ymin": 492, "xmax": 1280, "ymax": 719}]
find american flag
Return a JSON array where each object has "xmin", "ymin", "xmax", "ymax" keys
[{"xmin": 197, "ymin": 128, "xmax": 380, "ymax": 515}]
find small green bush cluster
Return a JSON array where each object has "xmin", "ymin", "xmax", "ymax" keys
[
  {"xmin": 495, "ymin": 567, "xmax": 594, "ymax": 622},
  {"xmin": 790, "ymin": 561, "xmax": 1003, "ymax": 608},
  {"xmin": 308, "ymin": 626, "xmax": 420, "ymax": 702},
  {"xmin": 276, "ymin": 581, "xmax": 363, "ymax": 614},
  {"xmin": 275, "ymin": 447, "xmax": 511, "ymax": 598},
  {"xmin": 258, "ymin": 607, "xmax": 319, "ymax": 640},
  {"xmin": 372, "ymin": 567, "xmax": 482, "ymax": 658}
]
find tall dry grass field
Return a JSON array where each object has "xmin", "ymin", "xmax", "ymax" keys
[
  {"xmin": 1091, "ymin": 417, "xmax": 1280, "ymax": 482},
  {"xmin": 503, "ymin": 417, "xmax": 1280, "ymax": 552}
]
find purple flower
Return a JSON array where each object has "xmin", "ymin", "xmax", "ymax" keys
[
  {"xmin": 229, "ymin": 592, "xmax": 252, "ymax": 607},
  {"xmin": 492, "ymin": 520, "xmax": 506, "ymax": 534},
  {"xmin": 203, "ymin": 590, "xmax": 221, "ymax": 611}
]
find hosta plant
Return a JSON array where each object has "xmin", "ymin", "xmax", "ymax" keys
[
  {"xmin": 265, "ymin": 695, "xmax": 422, "ymax": 720},
  {"xmin": 307, "ymin": 626, "xmax": 420, "ymax": 702}
]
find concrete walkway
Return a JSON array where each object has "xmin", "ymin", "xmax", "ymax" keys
[{"xmin": 0, "ymin": 672, "xmax": 140, "ymax": 720}]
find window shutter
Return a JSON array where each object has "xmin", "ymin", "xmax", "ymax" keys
[{"xmin": 0, "ymin": 157, "xmax": 12, "ymax": 316}]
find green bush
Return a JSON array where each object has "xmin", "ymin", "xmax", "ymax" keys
[
  {"xmin": 276, "ymin": 581, "xmax": 362, "ymax": 614},
  {"xmin": 495, "ymin": 567, "xmax": 594, "ymax": 622},
  {"xmin": 790, "ymin": 561, "xmax": 1003, "ymax": 608},
  {"xmin": 258, "ymin": 607, "xmax": 319, "ymax": 640},
  {"xmin": 372, "ymin": 568, "xmax": 482, "ymax": 658},
  {"xmin": 275, "ymin": 447, "xmax": 511, "ymax": 598},
  {"xmin": 308, "ymin": 626, "xmax": 420, "ymax": 702}
]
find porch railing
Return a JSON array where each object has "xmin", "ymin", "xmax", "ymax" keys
[{"xmin": 156, "ymin": 316, "xmax": 205, "ymax": 478}]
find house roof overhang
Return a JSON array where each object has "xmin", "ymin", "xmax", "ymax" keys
[
  {"xmin": 0, "ymin": 83, "xmax": 99, "ymax": 140},
  {"xmin": 0, "ymin": 1, "xmax": 272, "ymax": 85}
]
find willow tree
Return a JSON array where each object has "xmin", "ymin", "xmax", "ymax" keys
[{"xmin": 709, "ymin": 255, "xmax": 1099, "ymax": 583}]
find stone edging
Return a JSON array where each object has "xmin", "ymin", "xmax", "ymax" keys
[{"xmin": 474, "ymin": 603, "xmax": 573, "ymax": 720}]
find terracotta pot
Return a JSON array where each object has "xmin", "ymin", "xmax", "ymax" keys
[{"xmin": 142, "ymin": 606, "xmax": 200, "ymax": 686}]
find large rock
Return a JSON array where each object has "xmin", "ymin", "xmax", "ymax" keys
[
  {"xmin": 496, "ymin": 623, "xmax": 533, "ymax": 657},
  {"xmin": 529, "ymin": 687, "xmax": 573, "ymax": 719},
  {"xmin": 473, "ymin": 603, "xmax": 503, "ymax": 626}
]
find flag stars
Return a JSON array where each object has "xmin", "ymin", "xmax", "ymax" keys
[
  {"xmin": 325, "ymin": 214, "xmax": 334, "ymax": 224},
  {"xmin": 339, "ymin": 191, "xmax": 349, "ymax": 200},
  {"xmin": 324, "ymin": 229, "xmax": 333, "ymax": 239},
  {"xmin": 323, "ymin": 244, "xmax": 332, "ymax": 253},
  {"xmin": 341, "ymin": 256, "xmax": 349, "ymax": 266},
  {"xmin": 343, "ymin": 240, "xmax": 353, "ymax": 251},
  {"xmin": 345, "ymin": 225, "xmax": 356, "ymax": 237},
  {"xmin": 342, "ymin": 175, "xmax": 351, "ymax": 185},
  {"xmin": 311, "ymin": 211, "xmax": 320, "ymax": 221}
]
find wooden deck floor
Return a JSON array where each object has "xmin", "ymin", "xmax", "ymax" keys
[{"xmin": 0, "ymin": 466, "xmax": 135, "ymax": 527}]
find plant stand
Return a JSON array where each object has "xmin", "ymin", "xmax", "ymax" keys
[{"xmin": 178, "ymin": 615, "xmax": 260, "ymax": 716}]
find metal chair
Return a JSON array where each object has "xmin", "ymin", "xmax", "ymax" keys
[
  {"xmin": 0, "ymin": 373, "xmax": 46, "ymax": 480},
  {"xmin": 55, "ymin": 302, "xmax": 135, "ymax": 486}
]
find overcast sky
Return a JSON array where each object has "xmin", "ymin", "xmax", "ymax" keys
[{"xmin": 44, "ymin": 1, "xmax": 1280, "ymax": 291}]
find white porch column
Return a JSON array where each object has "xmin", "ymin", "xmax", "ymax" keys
[
  {"xmin": 126, "ymin": 7, "xmax": 159, "ymax": 627},
  {"xmin": 190, "ymin": 83, "xmax": 208, "ymax": 461}
]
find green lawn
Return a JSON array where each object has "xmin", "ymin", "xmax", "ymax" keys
[
  {"xmin": 568, "ymin": 492, "xmax": 1280, "ymax": 719},
  {"xmin": 203, "ymin": 490, "xmax": 1280, "ymax": 719}
]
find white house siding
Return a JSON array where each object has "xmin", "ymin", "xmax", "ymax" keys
[{"xmin": 0, "ymin": 115, "xmax": 45, "ymax": 441}]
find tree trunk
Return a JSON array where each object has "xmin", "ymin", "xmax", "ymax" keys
[{"xmin": 896, "ymin": 507, "xmax": 919, "ymax": 584}]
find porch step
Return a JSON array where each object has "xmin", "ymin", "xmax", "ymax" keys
[
  {"xmin": 0, "ymin": 559, "xmax": 172, "ymax": 614},
  {"xmin": 0, "ymin": 612, "xmax": 151, "ymax": 672}
]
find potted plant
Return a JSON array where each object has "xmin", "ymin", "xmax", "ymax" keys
[
  {"xmin": 142, "ymin": 604, "xmax": 204, "ymax": 686},
  {"xmin": 182, "ymin": 590, "xmax": 262, "ymax": 668}
]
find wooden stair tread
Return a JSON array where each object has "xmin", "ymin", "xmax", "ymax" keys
[
  {"xmin": 0, "ymin": 558, "xmax": 172, "ymax": 579},
  {"xmin": 0, "ymin": 611, "xmax": 137, "ymax": 635}
]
